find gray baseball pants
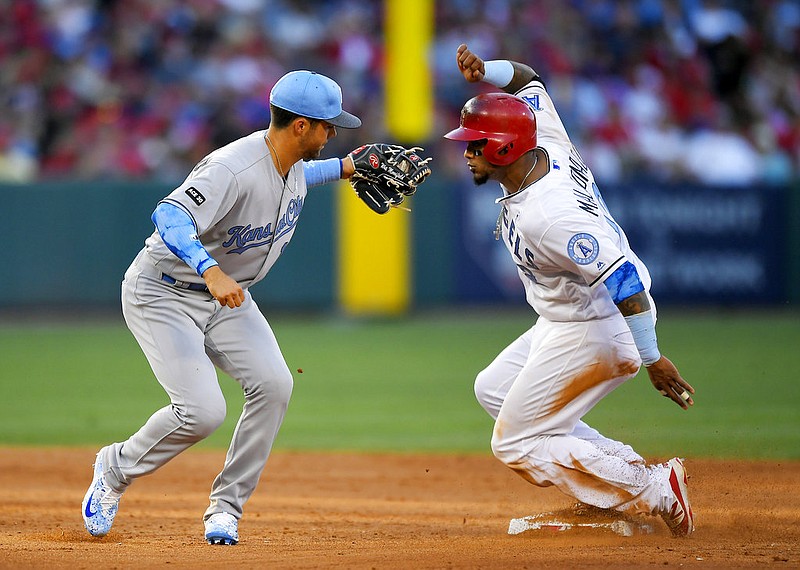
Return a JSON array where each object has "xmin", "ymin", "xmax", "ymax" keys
[{"xmin": 99, "ymin": 252, "xmax": 293, "ymax": 521}]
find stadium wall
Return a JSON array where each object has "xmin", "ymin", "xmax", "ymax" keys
[{"xmin": 1, "ymin": 179, "xmax": 795, "ymax": 311}]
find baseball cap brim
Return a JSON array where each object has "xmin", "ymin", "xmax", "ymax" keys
[
  {"xmin": 326, "ymin": 110, "xmax": 362, "ymax": 129},
  {"xmin": 270, "ymin": 70, "xmax": 362, "ymax": 129}
]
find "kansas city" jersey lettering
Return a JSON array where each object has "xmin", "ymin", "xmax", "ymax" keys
[{"xmin": 223, "ymin": 196, "xmax": 304, "ymax": 254}]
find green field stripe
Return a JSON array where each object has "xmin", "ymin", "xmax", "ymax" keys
[{"xmin": 1, "ymin": 311, "xmax": 797, "ymax": 459}]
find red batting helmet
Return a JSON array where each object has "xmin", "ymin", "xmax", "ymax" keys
[{"xmin": 444, "ymin": 93, "xmax": 537, "ymax": 166}]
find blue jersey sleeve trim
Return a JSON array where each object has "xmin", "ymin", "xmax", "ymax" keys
[
  {"xmin": 151, "ymin": 202, "xmax": 218, "ymax": 277},
  {"xmin": 603, "ymin": 261, "xmax": 644, "ymax": 305},
  {"xmin": 304, "ymin": 158, "xmax": 342, "ymax": 187}
]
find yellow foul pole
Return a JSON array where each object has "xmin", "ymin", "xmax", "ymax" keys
[{"xmin": 337, "ymin": 0, "xmax": 433, "ymax": 315}]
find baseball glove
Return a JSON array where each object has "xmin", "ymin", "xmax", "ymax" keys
[{"xmin": 348, "ymin": 143, "xmax": 432, "ymax": 214}]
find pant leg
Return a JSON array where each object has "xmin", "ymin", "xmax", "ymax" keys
[
  {"xmin": 202, "ymin": 292, "xmax": 293, "ymax": 520},
  {"xmin": 490, "ymin": 316, "xmax": 666, "ymax": 515},
  {"xmin": 474, "ymin": 326, "xmax": 533, "ymax": 420},
  {"xmin": 571, "ymin": 420, "xmax": 645, "ymax": 466},
  {"xmin": 474, "ymin": 323, "xmax": 646, "ymax": 467},
  {"xmin": 103, "ymin": 266, "xmax": 227, "ymax": 492}
]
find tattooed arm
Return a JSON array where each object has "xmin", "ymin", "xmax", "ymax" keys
[
  {"xmin": 617, "ymin": 290, "xmax": 695, "ymax": 409},
  {"xmin": 616, "ymin": 290, "xmax": 650, "ymax": 316},
  {"xmin": 604, "ymin": 261, "xmax": 695, "ymax": 409}
]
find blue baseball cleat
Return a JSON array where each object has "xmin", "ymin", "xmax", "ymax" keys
[{"xmin": 81, "ymin": 449, "xmax": 123, "ymax": 537}]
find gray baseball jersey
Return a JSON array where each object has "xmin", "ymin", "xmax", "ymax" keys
[{"xmin": 144, "ymin": 129, "xmax": 306, "ymax": 288}]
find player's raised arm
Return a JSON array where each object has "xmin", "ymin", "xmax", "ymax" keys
[{"xmin": 455, "ymin": 43, "xmax": 537, "ymax": 93}]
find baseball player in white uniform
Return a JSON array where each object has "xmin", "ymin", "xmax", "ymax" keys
[
  {"xmin": 82, "ymin": 70, "xmax": 366, "ymax": 545},
  {"xmin": 445, "ymin": 44, "xmax": 696, "ymax": 536}
]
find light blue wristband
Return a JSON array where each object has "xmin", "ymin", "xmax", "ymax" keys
[
  {"xmin": 483, "ymin": 60, "xmax": 515, "ymax": 88},
  {"xmin": 624, "ymin": 310, "xmax": 661, "ymax": 366},
  {"xmin": 304, "ymin": 158, "xmax": 343, "ymax": 187}
]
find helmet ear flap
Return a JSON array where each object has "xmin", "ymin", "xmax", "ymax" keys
[{"xmin": 497, "ymin": 142, "xmax": 513, "ymax": 159}]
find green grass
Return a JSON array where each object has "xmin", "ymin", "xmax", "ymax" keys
[
  {"xmin": 584, "ymin": 312, "xmax": 800, "ymax": 459},
  {"xmin": 0, "ymin": 310, "xmax": 798, "ymax": 460}
]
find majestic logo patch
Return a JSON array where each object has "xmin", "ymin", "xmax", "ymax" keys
[
  {"xmin": 185, "ymin": 187, "xmax": 206, "ymax": 206},
  {"xmin": 567, "ymin": 233, "xmax": 600, "ymax": 265}
]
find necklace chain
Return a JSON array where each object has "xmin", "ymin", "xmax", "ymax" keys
[
  {"xmin": 494, "ymin": 153, "xmax": 539, "ymax": 240},
  {"xmin": 265, "ymin": 134, "xmax": 284, "ymax": 178},
  {"xmin": 265, "ymin": 132, "xmax": 295, "ymax": 193},
  {"xmin": 517, "ymin": 153, "xmax": 538, "ymax": 193}
]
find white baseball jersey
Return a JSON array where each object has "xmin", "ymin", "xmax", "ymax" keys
[
  {"xmin": 473, "ymin": 70, "xmax": 672, "ymax": 523},
  {"xmin": 497, "ymin": 79, "xmax": 652, "ymax": 322},
  {"xmin": 144, "ymin": 129, "xmax": 306, "ymax": 288}
]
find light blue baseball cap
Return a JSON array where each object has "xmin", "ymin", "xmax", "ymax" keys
[{"xmin": 269, "ymin": 70, "xmax": 362, "ymax": 129}]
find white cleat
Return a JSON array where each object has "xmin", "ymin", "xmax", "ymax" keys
[
  {"xmin": 205, "ymin": 512, "xmax": 239, "ymax": 545},
  {"xmin": 81, "ymin": 449, "xmax": 123, "ymax": 537}
]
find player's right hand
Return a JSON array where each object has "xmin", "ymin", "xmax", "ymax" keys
[
  {"xmin": 646, "ymin": 355, "xmax": 695, "ymax": 410},
  {"xmin": 456, "ymin": 44, "xmax": 485, "ymax": 83},
  {"xmin": 202, "ymin": 266, "xmax": 245, "ymax": 308}
]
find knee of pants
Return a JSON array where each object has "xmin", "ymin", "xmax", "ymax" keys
[
  {"xmin": 249, "ymin": 367, "xmax": 294, "ymax": 407},
  {"xmin": 490, "ymin": 424, "xmax": 532, "ymax": 468},
  {"xmin": 179, "ymin": 397, "xmax": 227, "ymax": 439},
  {"xmin": 474, "ymin": 369, "xmax": 501, "ymax": 417},
  {"xmin": 271, "ymin": 370, "xmax": 294, "ymax": 406}
]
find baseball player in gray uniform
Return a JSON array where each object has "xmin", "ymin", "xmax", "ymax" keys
[
  {"xmin": 82, "ymin": 70, "xmax": 367, "ymax": 545},
  {"xmin": 445, "ymin": 44, "xmax": 697, "ymax": 536}
]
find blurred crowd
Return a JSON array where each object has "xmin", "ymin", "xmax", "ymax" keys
[{"xmin": 1, "ymin": 0, "xmax": 799, "ymax": 186}]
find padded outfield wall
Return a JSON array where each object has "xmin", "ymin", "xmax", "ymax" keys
[{"xmin": 1, "ymin": 177, "xmax": 796, "ymax": 312}]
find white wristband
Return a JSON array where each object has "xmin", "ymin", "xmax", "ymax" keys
[
  {"xmin": 624, "ymin": 310, "xmax": 661, "ymax": 366},
  {"xmin": 483, "ymin": 60, "xmax": 515, "ymax": 88}
]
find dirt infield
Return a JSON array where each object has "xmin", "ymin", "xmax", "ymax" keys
[{"xmin": 0, "ymin": 448, "xmax": 797, "ymax": 569}]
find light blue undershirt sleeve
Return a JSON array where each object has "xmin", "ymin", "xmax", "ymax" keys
[
  {"xmin": 603, "ymin": 261, "xmax": 644, "ymax": 305},
  {"xmin": 304, "ymin": 158, "xmax": 343, "ymax": 187},
  {"xmin": 151, "ymin": 201, "xmax": 218, "ymax": 276}
]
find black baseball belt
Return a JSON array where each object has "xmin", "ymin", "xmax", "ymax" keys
[{"xmin": 161, "ymin": 273, "xmax": 209, "ymax": 292}]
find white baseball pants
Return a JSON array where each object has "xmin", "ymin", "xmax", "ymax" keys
[{"xmin": 474, "ymin": 315, "xmax": 667, "ymax": 515}]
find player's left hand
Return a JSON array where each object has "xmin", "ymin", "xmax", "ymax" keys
[
  {"xmin": 347, "ymin": 143, "xmax": 432, "ymax": 214},
  {"xmin": 645, "ymin": 355, "xmax": 695, "ymax": 409}
]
